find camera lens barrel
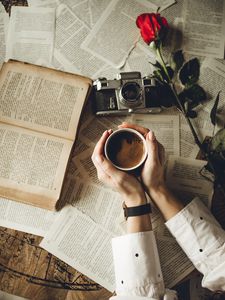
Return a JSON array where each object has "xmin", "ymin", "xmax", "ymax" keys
[{"xmin": 119, "ymin": 82, "xmax": 142, "ymax": 107}]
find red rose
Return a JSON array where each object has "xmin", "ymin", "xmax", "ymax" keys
[{"xmin": 136, "ymin": 13, "xmax": 169, "ymax": 45}]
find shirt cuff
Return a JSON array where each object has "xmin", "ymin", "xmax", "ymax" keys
[
  {"xmin": 111, "ymin": 231, "xmax": 165, "ymax": 299},
  {"xmin": 165, "ymin": 197, "xmax": 225, "ymax": 290}
]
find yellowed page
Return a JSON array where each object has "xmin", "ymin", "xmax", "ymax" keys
[
  {"xmin": 0, "ymin": 60, "xmax": 92, "ymax": 140},
  {"xmin": 0, "ymin": 123, "xmax": 73, "ymax": 210}
]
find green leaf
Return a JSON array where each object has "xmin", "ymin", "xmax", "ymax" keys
[
  {"xmin": 153, "ymin": 69, "xmax": 164, "ymax": 82},
  {"xmin": 166, "ymin": 66, "xmax": 174, "ymax": 80},
  {"xmin": 210, "ymin": 91, "xmax": 221, "ymax": 126},
  {"xmin": 210, "ymin": 128, "xmax": 225, "ymax": 152},
  {"xmin": 179, "ymin": 58, "xmax": 200, "ymax": 86},
  {"xmin": 154, "ymin": 82, "xmax": 176, "ymax": 107},
  {"xmin": 186, "ymin": 110, "xmax": 197, "ymax": 118},
  {"xmin": 171, "ymin": 50, "xmax": 184, "ymax": 71},
  {"xmin": 179, "ymin": 84, "xmax": 206, "ymax": 109}
]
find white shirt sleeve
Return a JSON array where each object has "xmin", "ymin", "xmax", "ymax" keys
[
  {"xmin": 110, "ymin": 231, "xmax": 178, "ymax": 300},
  {"xmin": 165, "ymin": 197, "xmax": 225, "ymax": 292}
]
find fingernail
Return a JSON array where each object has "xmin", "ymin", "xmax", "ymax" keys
[
  {"xmin": 102, "ymin": 130, "xmax": 108, "ymax": 136},
  {"xmin": 108, "ymin": 129, "xmax": 113, "ymax": 134},
  {"xmin": 148, "ymin": 131, "xmax": 156, "ymax": 141}
]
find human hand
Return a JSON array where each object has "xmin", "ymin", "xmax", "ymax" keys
[
  {"xmin": 118, "ymin": 123, "xmax": 166, "ymax": 198},
  {"xmin": 91, "ymin": 129, "xmax": 147, "ymax": 207}
]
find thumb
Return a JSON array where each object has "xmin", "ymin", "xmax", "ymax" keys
[{"xmin": 145, "ymin": 131, "xmax": 159, "ymax": 164}]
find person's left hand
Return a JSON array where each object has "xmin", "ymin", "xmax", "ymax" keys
[{"xmin": 91, "ymin": 129, "xmax": 147, "ymax": 207}]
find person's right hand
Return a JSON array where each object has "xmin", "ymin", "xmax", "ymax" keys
[{"xmin": 118, "ymin": 123, "xmax": 166, "ymax": 198}]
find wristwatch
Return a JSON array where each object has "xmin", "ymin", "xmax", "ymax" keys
[{"xmin": 122, "ymin": 201, "xmax": 152, "ymax": 220}]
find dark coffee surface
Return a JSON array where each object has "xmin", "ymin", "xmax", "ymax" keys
[{"xmin": 107, "ymin": 131, "xmax": 144, "ymax": 169}]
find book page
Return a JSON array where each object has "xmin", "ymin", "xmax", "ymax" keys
[
  {"xmin": 6, "ymin": 6, "xmax": 55, "ymax": 66},
  {"xmin": 40, "ymin": 207, "xmax": 115, "ymax": 292},
  {"xmin": 183, "ymin": 0, "xmax": 225, "ymax": 58},
  {"xmin": 200, "ymin": 58, "xmax": 225, "ymax": 119},
  {"xmin": 57, "ymin": 0, "xmax": 110, "ymax": 29},
  {"xmin": 81, "ymin": 0, "xmax": 157, "ymax": 68},
  {"xmin": 58, "ymin": 177, "xmax": 124, "ymax": 234},
  {"xmin": 131, "ymin": 114, "xmax": 180, "ymax": 156},
  {"xmin": 54, "ymin": 4, "xmax": 106, "ymax": 78},
  {"xmin": 0, "ymin": 4, "xmax": 8, "ymax": 68},
  {"xmin": 166, "ymin": 156, "xmax": 213, "ymax": 207},
  {"xmin": 0, "ymin": 123, "xmax": 73, "ymax": 209},
  {"xmin": 27, "ymin": 0, "xmax": 58, "ymax": 8},
  {"xmin": 0, "ymin": 197, "xmax": 57, "ymax": 236},
  {"xmin": 148, "ymin": 0, "xmax": 176, "ymax": 12},
  {"xmin": 0, "ymin": 61, "xmax": 92, "ymax": 140}
]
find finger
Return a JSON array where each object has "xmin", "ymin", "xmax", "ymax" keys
[
  {"xmin": 145, "ymin": 131, "xmax": 160, "ymax": 164},
  {"xmin": 92, "ymin": 129, "xmax": 112, "ymax": 161},
  {"xmin": 97, "ymin": 168, "xmax": 111, "ymax": 184},
  {"xmin": 158, "ymin": 142, "xmax": 166, "ymax": 165},
  {"xmin": 118, "ymin": 122, "xmax": 149, "ymax": 137}
]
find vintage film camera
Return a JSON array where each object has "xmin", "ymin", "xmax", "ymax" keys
[{"xmin": 93, "ymin": 72, "xmax": 161, "ymax": 115}]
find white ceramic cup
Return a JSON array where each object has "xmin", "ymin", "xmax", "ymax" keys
[{"xmin": 104, "ymin": 128, "xmax": 147, "ymax": 171}]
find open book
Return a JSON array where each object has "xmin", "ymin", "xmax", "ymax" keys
[{"xmin": 0, "ymin": 60, "xmax": 92, "ymax": 210}]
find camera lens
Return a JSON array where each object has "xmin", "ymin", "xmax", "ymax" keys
[{"xmin": 121, "ymin": 82, "xmax": 141, "ymax": 103}]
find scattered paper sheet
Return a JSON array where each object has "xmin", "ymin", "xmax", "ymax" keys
[
  {"xmin": 40, "ymin": 207, "xmax": 116, "ymax": 292},
  {"xmin": 0, "ymin": 197, "xmax": 56, "ymax": 236},
  {"xmin": 183, "ymin": 0, "xmax": 225, "ymax": 58},
  {"xmin": 60, "ymin": 177, "xmax": 124, "ymax": 234},
  {"xmin": 54, "ymin": 4, "xmax": 106, "ymax": 78},
  {"xmin": 57, "ymin": 0, "xmax": 111, "ymax": 29},
  {"xmin": 27, "ymin": 0, "xmax": 58, "ymax": 8},
  {"xmin": 166, "ymin": 156, "xmax": 213, "ymax": 207},
  {"xmin": 0, "ymin": 4, "xmax": 8, "ymax": 68},
  {"xmin": 6, "ymin": 6, "xmax": 55, "ymax": 66},
  {"xmin": 81, "ymin": 0, "xmax": 157, "ymax": 68},
  {"xmin": 148, "ymin": 0, "xmax": 176, "ymax": 12},
  {"xmin": 200, "ymin": 58, "xmax": 225, "ymax": 117},
  {"xmin": 131, "ymin": 114, "xmax": 180, "ymax": 156}
]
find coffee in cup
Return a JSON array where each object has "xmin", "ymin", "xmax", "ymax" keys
[{"xmin": 104, "ymin": 128, "xmax": 147, "ymax": 171}]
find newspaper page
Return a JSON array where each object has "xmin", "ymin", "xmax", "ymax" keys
[
  {"xmin": 182, "ymin": 0, "xmax": 225, "ymax": 58},
  {"xmin": 6, "ymin": 6, "xmax": 55, "ymax": 66},
  {"xmin": 0, "ymin": 61, "xmax": 91, "ymax": 140},
  {"xmin": 54, "ymin": 4, "xmax": 106, "ymax": 78},
  {"xmin": 166, "ymin": 156, "xmax": 213, "ymax": 207},
  {"xmin": 131, "ymin": 114, "xmax": 180, "ymax": 156},
  {"xmin": 81, "ymin": 0, "xmax": 157, "ymax": 68},
  {"xmin": 0, "ymin": 123, "xmax": 73, "ymax": 209},
  {"xmin": 0, "ymin": 197, "xmax": 57, "ymax": 236}
]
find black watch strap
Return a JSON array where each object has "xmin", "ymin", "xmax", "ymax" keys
[{"xmin": 123, "ymin": 202, "xmax": 151, "ymax": 220}]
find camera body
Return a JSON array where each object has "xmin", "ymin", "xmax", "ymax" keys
[{"xmin": 93, "ymin": 72, "xmax": 161, "ymax": 116}]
